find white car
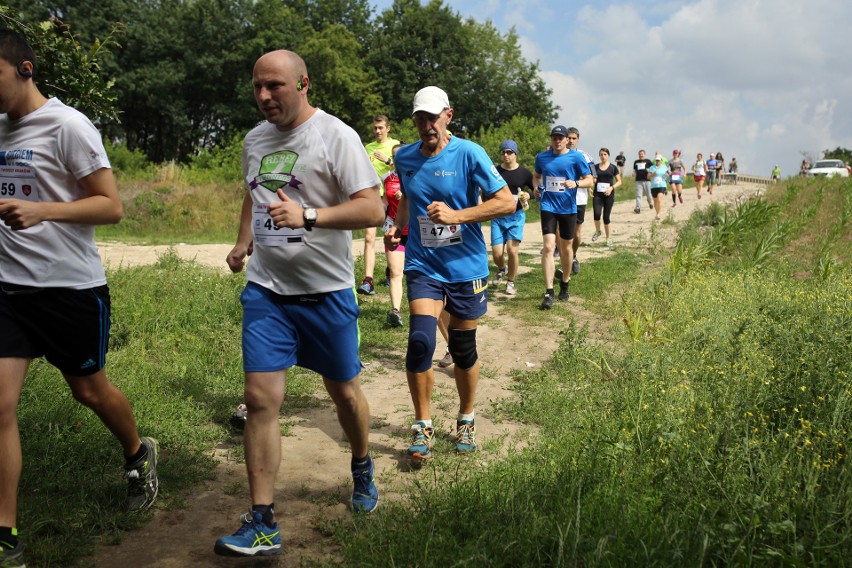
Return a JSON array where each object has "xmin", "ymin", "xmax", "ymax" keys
[{"xmin": 807, "ymin": 159, "xmax": 849, "ymax": 178}]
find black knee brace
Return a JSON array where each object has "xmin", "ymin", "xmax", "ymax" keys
[{"xmin": 448, "ymin": 327, "xmax": 477, "ymax": 370}]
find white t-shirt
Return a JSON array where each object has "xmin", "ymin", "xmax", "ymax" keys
[
  {"xmin": 571, "ymin": 148, "xmax": 595, "ymax": 206},
  {"xmin": 0, "ymin": 98, "xmax": 110, "ymax": 288},
  {"xmin": 243, "ymin": 109, "xmax": 380, "ymax": 295}
]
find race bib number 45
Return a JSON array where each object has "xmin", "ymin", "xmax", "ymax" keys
[
  {"xmin": 0, "ymin": 166, "xmax": 39, "ymax": 201},
  {"xmin": 252, "ymin": 204, "xmax": 306, "ymax": 246},
  {"xmin": 418, "ymin": 216, "xmax": 462, "ymax": 248}
]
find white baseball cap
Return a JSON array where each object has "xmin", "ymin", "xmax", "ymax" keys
[{"xmin": 412, "ymin": 86, "xmax": 450, "ymax": 115}]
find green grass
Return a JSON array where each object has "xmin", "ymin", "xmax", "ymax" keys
[
  {"xmin": 14, "ymin": 176, "xmax": 852, "ymax": 565},
  {"xmin": 96, "ymin": 180, "xmax": 244, "ymax": 244},
  {"xmin": 334, "ymin": 178, "xmax": 852, "ymax": 566}
]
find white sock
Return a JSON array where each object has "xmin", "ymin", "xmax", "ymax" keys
[
  {"xmin": 458, "ymin": 412, "xmax": 475, "ymax": 423},
  {"xmin": 414, "ymin": 419, "xmax": 433, "ymax": 429}
]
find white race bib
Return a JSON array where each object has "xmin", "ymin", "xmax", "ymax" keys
[
  {"xmin": 545, "ymin": 177, "xmax": 566, "ymax": 192},
  {"xmin": 636, "ymin": 163, "xmax": 646, "ymax": 171},
  {"xmin": 596, "ymin": 182, "xmax": 611, "ymax": 193},
  {"xmin": 0, "ymin": 165, "xmax": 39, "ymax": 202},
  {"xmin": 671, "ymin": 174, "xmax": 682, "ymax": 183},
  {"xmin": 252, "ymin": 204, "xmax": 306, "ymax": 247},
  {"xmin": 418, "ymin": 216, "xmax": 462, "ymax": 248},
  {"xmin": 381, "ymin": 215, "xmax": 394, "ymax": 233}
]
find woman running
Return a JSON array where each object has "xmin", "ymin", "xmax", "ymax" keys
[
  {"xmin": 383, "ymin": 144, "xmax": 407, "ymax": 327},
  {"xmin": 669, "ymin": 149, "xmax": 685, "ymax": 207},
  {"xmin": 649, "ymin": 154, "xmax": 669, "ymax": 221},
  {"xmin": 693, "ymin": 153, "xmax": 708, "ymax": 197},
  {"xmin": 591, "ymin": 148, "xmax": 622, "ymax": 247}
]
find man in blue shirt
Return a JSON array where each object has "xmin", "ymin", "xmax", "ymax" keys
[
  {"xmin": 385, "ymin": 86, "xmax": 514, "ymax": 464},
  {"xmin": 533, "ymin": 126, "xmax": 594, "ymax": 309}
]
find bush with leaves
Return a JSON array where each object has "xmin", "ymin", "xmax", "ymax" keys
[{"xmin": 0, "ymin": 7, "xmax": 121, "ymax": 124}]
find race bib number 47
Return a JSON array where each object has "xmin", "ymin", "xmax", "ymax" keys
[{"xmin": 418, "ymin": 216, "xmax": 462, "ymax": 248}]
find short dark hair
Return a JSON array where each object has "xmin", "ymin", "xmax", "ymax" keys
[
  {"xmin": 599, "ymin": 147, "xmax": 610, "ymax": 156},
  {"xmin": 0, "ymin": 29, "xmax": 37, "ymax": 77},
  {"xmin": 373, "ymin": 114, "xmax": 390, "ymax": 126},
  {"xmin": 567, "ymin": 127, "xmax": 580, "ymax": 137}
]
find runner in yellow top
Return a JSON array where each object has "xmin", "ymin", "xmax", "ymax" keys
[{"xmin": 358, "ymin": 115, "xmax": 400, "ymax": 295}]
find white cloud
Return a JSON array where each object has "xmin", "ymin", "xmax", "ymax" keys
[{"xmin": 371, "ymin": 0, "xmax": 852, "ymax": 173}]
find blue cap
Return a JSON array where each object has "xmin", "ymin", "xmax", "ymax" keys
[
  {"xmin": 550, "ymin": 125, "xmax": 568, "ymax": 137},
  {"xmin": 500, "ymin": 140, "xmax": 518, "ymax": 154}
]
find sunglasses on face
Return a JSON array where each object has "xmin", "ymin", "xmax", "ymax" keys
[{"xmin": 501, "ymin": 150, "xmax": 515, "ymax": 155}]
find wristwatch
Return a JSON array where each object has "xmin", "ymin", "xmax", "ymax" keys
[{"xmin": 303, "ymin": 207, "xmax": 317, "ymax": 231}]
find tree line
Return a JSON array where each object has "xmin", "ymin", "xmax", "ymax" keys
[{"xmin": 2, "ymin": 0, "xmax": 558, "ymax": 164}]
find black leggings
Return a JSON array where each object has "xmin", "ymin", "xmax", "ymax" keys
[{"xmin": 593, "ymin": 192, "xmax": 615, "ymax": 225}]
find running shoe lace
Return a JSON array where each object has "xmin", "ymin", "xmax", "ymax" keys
[{"xmin": 457, "ymin": 422, "xmax": 475, "ymax": 446}]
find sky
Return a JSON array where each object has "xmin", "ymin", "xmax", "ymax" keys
[{"xmin": 369, "ymin": 0, "xmax": 852, "ymax": 177}]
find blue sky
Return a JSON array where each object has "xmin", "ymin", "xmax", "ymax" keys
[{"xmin": 370, "ymin": 0, "xmax": 852, "ymax": 177}]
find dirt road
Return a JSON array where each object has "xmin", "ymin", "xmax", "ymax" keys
[{"xmin": 92, "ymin": 183, "xmax": 763, "ymax": 566}]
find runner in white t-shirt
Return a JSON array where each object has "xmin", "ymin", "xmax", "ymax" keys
[
  {"xmin": 217, "ymin": 50, "xmax": 385, "ymax": 558},
  {"xmin": 0, "ymin": 30, "xmax": 158, "ymax": 566},
  {"xmin": 566, "ymin": 127, "xmax": 596, "ymax": 276}
]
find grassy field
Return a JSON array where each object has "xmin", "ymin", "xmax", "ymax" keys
[{"xmin": 15, "ymin": 176, "xmax": 852, "ymax": 565}]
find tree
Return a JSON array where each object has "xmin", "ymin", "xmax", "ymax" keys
[
  {"xmin": 300, "ymin": 24, "xmax": 383, "ymax": 129},
  {"xmin": 0, "ymin": 8, "xmax": 121, "ymax": 123},
  {"xmin": 472, "ymin": 115, "xmax": 551, "ymax": 166},
  {"xmin": 366, "ymin": 0, "xmax": 557, "ymax": 136},
  {"xmin": 822, "ymin": 147, "xmax": 852, "ymax": 164}
]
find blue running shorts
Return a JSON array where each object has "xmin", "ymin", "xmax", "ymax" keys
[
  {"xmin": 406, "ymin": 271, "xmax": 488, "ymax": 320},
  {"xmin": 241, "ymin": 282, "xmax": 361, "ymax": 381},
  {"xmin": 490, "ymin": 209, "xmax": 525, "ymax": 246}
]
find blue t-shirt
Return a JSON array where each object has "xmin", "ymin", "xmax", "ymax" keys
[
  {"xmin": 533, "ymin": 150, "xmax": 592, "ymax": 214},
  {"xmin": 396, "ymin": 136, "xmax": 506, "ymax": 283},
  {"xmin": 649, "ymin": 164, "xmax": 669, "ymax": 188}
]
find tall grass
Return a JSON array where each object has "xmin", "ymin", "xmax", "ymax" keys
[
  {"xmin": 335, "ymin": 179, "xmax": 852, "ymax": 566},
  {"xmin": 16, "ymin": 177, "xmax": 851, "ymax": 565}
]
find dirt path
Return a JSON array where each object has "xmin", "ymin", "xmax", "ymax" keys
[{"xmin": 92, "ymin": 183, "xmax": 763, "ymax": 567}]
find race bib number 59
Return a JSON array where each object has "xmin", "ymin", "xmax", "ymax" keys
[{"xmin": 0, "ymin": 166, "xmax": 39, "ymax": 201}]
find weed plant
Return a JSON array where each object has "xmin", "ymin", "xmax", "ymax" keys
[
  {"xmin": 96, "ymin": 181, "xmax": 244, "ymax": 244},
  {"xmin": 15, "ymin": 251, "xmax": 322, "ymax": 565},
  {"xmin": 337, "ymin": 178, "xmax": 852, "ymax": 566}
]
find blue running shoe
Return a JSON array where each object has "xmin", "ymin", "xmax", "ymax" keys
[
  {"xmin": 351, "ymin": 457, "xmax": 379, "ymax": 513},
  {"xmin": 407, "ymin": 421, "xmax": 434, "ymax": 463},
  {"xmin": 356, "ymin": 281, "xmax": 376, "ymax": 295},
  {"xmin": 455, "ymin": 420, "xmax": 477, "ymax": 454},
  {"xmin": 214, "ymin": 511, "xmax": 281, "ymax": 557}
]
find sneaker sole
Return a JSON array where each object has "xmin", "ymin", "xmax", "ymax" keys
[
  {"xmin": 351, "ymin": 494, "xmax": 380, "ymax": 513},
  {"xmin": 214, "ymin": 542, "xmax": 282, "ymax": 557}
]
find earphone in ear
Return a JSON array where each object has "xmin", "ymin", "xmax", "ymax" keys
[
  {"xmin": 297, "ymin": 80, "xmax": 303, "ymax": 91},
  {"xmin": 16, "ymin": 61, "xmax": 32, "ymax": 78}
]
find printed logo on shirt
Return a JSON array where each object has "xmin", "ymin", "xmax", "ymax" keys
[
  {"xmin": 434, "ymin": 169, "xmax": 457, "ymax": 177},
  {"xmin": 0, "ymin": 149, "xmax": 34, "ymax": 166},
  {"xmin": 250, "ymin": 151, "xmax": 304, "ymax": 192}
]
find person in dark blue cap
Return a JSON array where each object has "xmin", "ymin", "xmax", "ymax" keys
[
  {"xmin": 490, "ymin": 139, "xmax": 534, "ymax": 296},
  {"xmin": 532, "ymin": 125, "xmax": 594, "ymax": 309}
]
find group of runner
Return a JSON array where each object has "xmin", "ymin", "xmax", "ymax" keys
[
  {"xmin": 633, "ymin": 149, "xmax": 728, "ymax": 221},
  {"xmin": 0, "ymin": 31, "xmax": 734, "ymax": 564}
]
